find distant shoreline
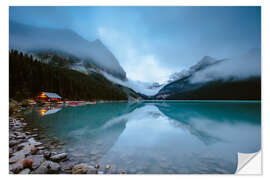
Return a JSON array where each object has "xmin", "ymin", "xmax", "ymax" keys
[{"xmin": 141, "ymin": 100, "xmax": 261, "ymax": 103}]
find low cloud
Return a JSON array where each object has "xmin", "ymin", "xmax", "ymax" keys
[
  {"xmin": 190, "ymin": 48, "xmax": 261, "ymax": 83},
  {"xmin": 101, "ymin": 71, "xmax": 164, "ymax": 96},
  {"xmin": 97, "ymin": 27, "xmax": 172, "ymax": 83}
]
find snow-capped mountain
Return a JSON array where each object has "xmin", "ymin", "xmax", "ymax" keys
[
  {"xmin": 167, "ymin": 56, "xmax": 223, "ymax": 83},
  {"xmin": 155, "ymin": 49, "xmax": 261, "ymax": 100},
  {"xmin": 9, "ymin": 21, "xmax": 126, "ymax": 80}
]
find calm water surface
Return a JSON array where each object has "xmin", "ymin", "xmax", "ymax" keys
[{"xmin": 24, "ymin": 101, "xmax": 261, "ymax": 174}]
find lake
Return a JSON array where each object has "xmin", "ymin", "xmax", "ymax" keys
[{"xmin": 24, "ymin": 101, "xmax": 261, "ymax": 174}]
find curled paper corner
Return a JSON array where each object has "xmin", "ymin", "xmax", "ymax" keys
[{"xmin": 235, "ymin": 150, "xmax": 262, "ymax": 174}]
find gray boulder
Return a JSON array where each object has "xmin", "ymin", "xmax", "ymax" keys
[
  {"xmin": 50, "ymin": 153, "xmax": 68, "ymax": 162},
  {"xmin": 9, "ymin": 163, "xmax": 23, "ymax": 174},
  {"xmin": 19, "ymin": 168, "xmax": 31, "ymax": 174},
  {"xmin": 87, "ymin": 166, "xmax": 98, "ymax": 174},
  {"xmin": 43, "ymin": 151, "xmax": 51, "ymax": 159},
  {"xmin": 9, "ymin": 150, "xmax": 25, "ymax": 164},
  {"xmin": 28, "ymin": 138, "xmax": 42, "ymax": 146},
  {"xmin": 72, "ymin": 163, "xmax": 89, "ymax": 174},
  {"xmin": 33, "ymin": 161, "xmax": 60, "ymax": 174},
  {"xmin": 28, "ymin": 155, "xmax": 45, "ymax": 169}
]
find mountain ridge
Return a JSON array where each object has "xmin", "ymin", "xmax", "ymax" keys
[
  {"xmin": 155, "ymin": 49, "xmax": 261, "ymax": 100},
  {"xmin": 9, "ymin": 21, "xmax": 126, "ymax": 80}
]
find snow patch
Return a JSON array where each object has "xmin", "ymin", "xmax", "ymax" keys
[{"xmin": 101, "ymin": 71, "xmax": 164, "ymax": 96}]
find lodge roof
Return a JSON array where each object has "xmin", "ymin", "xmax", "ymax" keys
[{"xmin": 42, "ymin": 92, "xmax": 62, "ymax": 99}]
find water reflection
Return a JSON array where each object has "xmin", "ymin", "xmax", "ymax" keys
[
  {"xmin": 39, "ymin": 108, "xmax": 62, "ymax": 116},
  {"xmin": 25, "ymin": 101, "xmax": 261, "ymax": 174},
  {"xmin": 38, "ymin": 105, "xmax": 64, "ymax": 116}
]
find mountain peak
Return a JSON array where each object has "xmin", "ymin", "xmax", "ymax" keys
[{"xmin": 199, "ymin": 56, "xmax": 217, "ymax": 65}]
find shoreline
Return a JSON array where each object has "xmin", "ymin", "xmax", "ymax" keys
[{"xmin": 9, "ymin": 107, "xmax": 107, "ymax": 174}]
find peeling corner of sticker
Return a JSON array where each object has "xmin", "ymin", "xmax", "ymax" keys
[{"xmin": 235, "ymin": 150, "xmax": 262, "ymax": 174}]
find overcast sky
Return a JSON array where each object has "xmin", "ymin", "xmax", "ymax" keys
[{"xmin": 9, "ymin": 6, "xmax": 261, "ymax": 83}]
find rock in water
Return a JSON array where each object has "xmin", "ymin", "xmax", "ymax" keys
[
  {"xmin": 33, "ymin": 161, "xmax": 60, "ymax": 174},
  {"xmin": 50, "ymin": 153, "xmax": 68, "ymax": 162},
  {"xmin": 44, "ymin": 161, "xmax": 61, "ymax": 174},
  {"xmin": 87, "ymin": 166, "xmax": 98, "ymax": 174},
  {"xmin": 120, "ymin": 170, "xmax": 126, "ymax": 174},
  {"xmin": 72, "ymin": 163, "xmax": 88, "ymax": 174},
  {"xmin": 105, "ymin": 165, "xmax": 112, "ymax": 170},
  {"xmin": 32, "ymin": 164, "xmax": 48, "ymax": 174},
  {"xmin": 72, "ymin": 163, "xmax": 95, "ymax": 174}
]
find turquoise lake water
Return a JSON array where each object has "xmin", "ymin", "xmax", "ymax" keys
[{"xmin": 24, "ymin": 101, "xmax": 261, "ymax": 174}]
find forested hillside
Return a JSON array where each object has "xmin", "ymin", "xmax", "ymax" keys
[
  {"xmin": 9, "ymin": 50, "xmax": 129, "ymax": 101},
  {"xmin": 163, "ymin": 78, "xmax": 261, "ymax": 100}
]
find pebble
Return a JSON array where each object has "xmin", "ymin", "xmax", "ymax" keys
[
  {"xmin": 19, "ymin": 168, "xmax": 31, "ymax": 174},
  {"xmin": 60, "ymin": 161, "xmax": 76, "ymax": 171},
  {"xmin": 25, "ymin": 132, "xmax": 31, "ymax": 135},
  {"xmin": 72, "ymin": 163, "xmax": 89, "ymax": 174},
  {"xmin": 9, "ymin": 151, "xmax": 25, "ymax": 164},
  {"xmin": 9, "ymin": 163, "xmax": 23, "ymax": 174},
  {"xmin": 32, "ymin": 134, "xmax": 38, "ymax": 137},
  {"xmin": 33, "ymin": 161, "xmax": 60, "ymax": 174},
  {"xmin": 43, "ymin": 151, "xmax": 52, "ymax": 159},
  {"xmin": 120, "ymin": 170, "xmax": 126, "ymax": 174},
  {"xmin": 106, "ymin": 165, "xmax": 112, "ymax": 170},
  {"xmin": 87, "ymin": 165, "xmax": 98, "ymax": 174},
  {"xmin": 37, "ymin": 146, "xmax": 45, "ymax": 150},
  {"xmin": 50, "ymin": 153, "xmax": 68, "ymax": 162},
  {"xmin": 28, "ymin": 155, "xmax": 45, "ymax": 169},
  {"xmin": 22, "ymin": 158, "xmax": 33, "ymax": 168},
  {"xmin": 43, "ymin": 161, "xmax": 61, "ymax": 174},
  {"xmin": 30, "ymin": 146, "xmax": 38, "ymax": 155},
  {"xmin": 28, "ymin": 138, "xmax": 42, "ymax": 146},
  {"xmin": 9, "ymin": 148, "xmax": 14, "ymax": 156},
  {"xmin": 9, "ymin": 140, "xmax": 19, "ymax": 147}
]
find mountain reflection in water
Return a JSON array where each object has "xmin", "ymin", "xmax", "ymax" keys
[{"xmin": 25, "ymin": 101, "xmax": 261, "ymax": 174}]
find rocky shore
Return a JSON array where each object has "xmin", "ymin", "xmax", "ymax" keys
[{"xmin": 9, "ymin": 114, "xmax": 106, "ymax": 174}]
